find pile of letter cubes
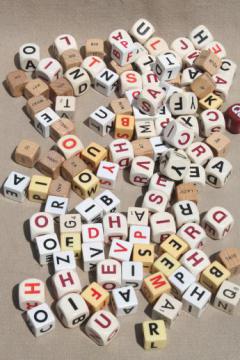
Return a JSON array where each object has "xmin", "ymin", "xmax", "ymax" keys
[{"xmin": 3, "ymin": 18, "xmax": 240, "ymax": 349}]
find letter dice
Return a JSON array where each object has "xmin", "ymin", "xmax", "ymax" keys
[
  {"xmin": 205, "ymin": 157, "xmax": 232, "ymax": 188},
  {"xmin": 111, "ymin": 286, "xmax": 138, "ymax": 316},
  {"xmin": 213, "ymin": 280, "xmax": 240, "ymax": 314},
  {"xmin": 19, "ymin": 43, "xmax": 40, "ymax": 71},
  {"xmin": 85, "ymin": 310, "xmax": 120, "ymax": 346},
  {"xmin": 26, "ymin": 303, "xmax": 55, "ymax": 337},
  {"xmin": 181, "ymin": 249, "xmax": 210, "ymax": 279},
  {"xmin": 169, "ymin": 92, "xmax": 198, "ymax": 115},
  {"xmin": 150, "ymin": 212, "xmax": 176, "ymax": 243},
  {"xmin": 3, "ymin": 171, "xmax": 30, "ymax": 202},
  {"xmin": 121, "ymin": 261, "xmax": 143, "ymax": 289},
  {"xmin": 154, "ymin": 53, "xmax": 181, "ymax": 81},
  {"xmin": 163, "ymin": 120, "xmax": 194, "ymax": 149},
  {"xmin": 159, "ymin": 149, "xmax": 190, "ymax": 181},
  {"xmin": 199, "ymin": 109, "xmax": 225, "ymax": 137},
  {"xmin": 29, "ymin": 212, "xmax": 55, "ymax": 241},
  {"xmin": 96, "ymin": 161, "xmax": 119, "ymax": 189},
  {"xmin": 109, "ymin": 139, "xmax": 134, "ymax": 169},
  {"xmin": 51, "ymin": 270, "xmax": 82, "ymax": 299},
  {"xmin": 96, "ymin": 259, "xmax": 121, "ymax": 291},
  {"xmin": 56, "ymin": 293, "xmax": 89, "ymax": 328},
  {"xmin": 18, "ymin": 279, "xmax": 45, "ymax": 311},
  {"xmin": 182, "ymin": 282, "xmax": 211, "ymax": 317},
  {"xmin": 89, "ymin": 106, "xmax": 115, "ymax": 136},
  {"xmin": 137, "ymin": 87, "xmax": 166, "ymax": 116},
  {"xmin": 129, "ymin": 156, "xmax": 154, "ymax": 186},
  {"xmin": 152, "ymin": 293, "xmax": 182, "ymax": 327},
  {"xmin": 172, "ymin": 200, "xmax": 200, "ymax": 228},
  {"xmin": 201, "ymin": 206, "xmax": 234, "ymax": 240}
]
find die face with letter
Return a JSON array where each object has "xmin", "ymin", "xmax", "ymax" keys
[
  {"xmin": 112, "ymin": 286, "xmax": 138, "ymax": 316},
  {"xmin": 56, "ymin": 293, "xmax": 89, "ymax": 328},
  {"xmin": 26, "ymin": 303, "xmax": 55, "ymax": 337}
]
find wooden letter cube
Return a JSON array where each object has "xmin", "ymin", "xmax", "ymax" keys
[
  {"xmin": 205, "ymin": 132, "xmax": 230, "ymax": 157},
  {"xmin": 60, "ymin": 49, "xmax": 82, "ymax": 72},
  {"xmin": 49, "ymin": 78, "xmax": 73, "ymax": 100},
  {"xmin": 50, "ymin": 118, "xmax": 75, "ymax": 141},
  {"xmin": 85, "ymin": 38, "xmax": 104, "ymax": 58},
  {"xmin": 24, "ymin": 78, "xmax": 49, "ymax": 99},
  {"xmin": 114, "ymin": 114, "xmax": 135, "ymax": 140},
  {"xmin": 218, "ymin": 247, "xmax": 240, "ymax": 275},
  {"xmin": 6, "ymin": 70, "xmax": 28, "ymax": 97},
  {"xmin": 61, "ymin": 156, "xmax": 88, "ymax": 182},
  {"xmin": 60, "ymin": 213, "xmax": 81, "ymax": 234},
  {"xmin": 190, "ymin": 72, "xmax": 216, "ymax": 99},
  {"xmin": 26, "ymin": 95, "xmax": 52, "ymax": 120},
  {"xmin": 110, "ymin": 98, "xmax": 132, "ymax": 115},
  {"xmin": 48, "ymin": 177, "xmax": 71, "ymax": 197},
  {"xmin": 36, "ymin": 150, "xmax": 64, "ymax": 179},
  {"xmin": 195, "ymin": 49, "xmax": 222, "ymax": 75},
  {"xmin": 175, "ymin": 183, "xmax": 198, "ymax": 203}
]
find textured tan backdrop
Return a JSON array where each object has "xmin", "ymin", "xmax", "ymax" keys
[{"xmin": 0, "ymin": 0, "xmax": 240, "ymax": 359}]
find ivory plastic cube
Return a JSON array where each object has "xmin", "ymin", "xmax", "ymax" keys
[
  {"xmin": 96, "ymin": 161, "xmax": 119, "ymax": 190},
  {"xmin": 213, "ymin": 280, "xmax": 240, "ymax": 314},
  {"xmin": 53, "ymin": 251, "xmax": 76, "ymax": 273},
  {"xmin": 29, "ymin": 212, "xmax": 54, "ymax": 241},
  {"xmin": 121, "ymin": 261, "xmax": 143, "ymax": 289},
  {"xmin": 36, "ymin": 57, "xmax": 63, "ymax": 82},
  {"xmin": 181, "ymin": 249, "xmax": 210, "ymax": 279},
  {"xmin": 163, "ymin": 120, "xmax": 194, "ymax": 150},
  {"xmin": 56, "ymin": 293, "xmax": 89, "ymax": 328},
  {"xmin": 186, "ymin": 142, "xmax": 213, "ymax": 166},
  {"xmin": 132, "ymin": 244, "xmax": 155, "ymax": 272},
  {"xmin": 82, "ymin": 223, "xmax": 104, "ymax": 243},
  {"xmin": 52, "ymin": 269, "xmax": 82, "ymax": 299},
  {"xmin": 142, "ymin": 272, "xmax": 171, "ymax": 304},
  {"xmin": 127, "ymin": 207, "xmax": 149, "ymax": 227},
  {"xmin": 142, "ymin": 190, "xmax": 168, "ymax": 214},
  {"xmin": 114, "ymin": 114, "xmax": 135, "ymax": 140},
  {"xmin": 109, "ymin": 239, "xmax": 133, "ymax": 263},
  {"xmin": 55, "ymin": 96, "xmax": 76, "ymax": 119},
  {"xmin": 177, "ymin": 223, "xmax": 207, "ymax": 249},
  {"xmin": 129, "ymin": 156, "xmax": 154, "ymax": 186},
  {"xmin": 34, "ymin": 107, "xmax": 60, "ymax": 137},
  {"xmin": 201, "ymin": 206, "xmax": 234, "ymax": 240},
  {"xmin": 28, "ymin": 175, "xmax": 51, "ymax": 203},
  {"xmin": 130, "ymin": 18, "xmax": 155, "ymax": 44},
  {"xmin": 26, "ymin": 303, "xmax": 55, "ymax": 337},
  {"xmin": 64, "ymin": 67, "xmax": 90, "ymax": 96},
  {"xmin": 112, "ymin": 286, "xmax": 138, "ymax": 316},
  {"xmin": 94, "ymin": 68, "xmax": 119, "ymax": 96},
  {"xmin": 85, "ymin": 310, "xmax": 120, "ymax": 346},
  {"xmin": 94, "ymin": 190, "xmax": 120, "ymax": 214},
  {"xmin": 172, "ymin": 200, "xmax": 200, "ymax": 228},
  {"xmin": 189, "ymin": 25, "xmax": 213, "ymax": 50},
  {"xmin": 182, "ymin": 282, "xmax": 211, "ymax": 317},
  {"xmin": 200, "ymin": 261, "xmax": 231, "ymax": 294},
  {"xmin": 205, "ymin": 157, "xmax": 232, "ymax": 188},
  {"xmin": 82, "ymin": 242, "xmax": 105, "ymax": 271},
  {"xmin": 152, "ymin": 253, "xmax": 181, "ymax": 278},
  {"xmin": 152, "ymin": 293, "xmax": 182, "ymax": 327},
  {"xmin": 109, "ymin": 139, "xmax": 134, "ymax": 169},
  {"xmin": 81, "ymin": 282, "xmax": 110, "ymax": 313},
  {"xmin": 103, "ymin": 212, "xmax": 128, "ymax": 243},
  {"xmin": 169, "ymin": 266, "xmax": 196, "ymax": 299},
  {"xmin": 35, "ymin": 233, "xmax": 60, "ymax": 265},
  {"xmin": 169, "ymin": 92, "xmax": 198, "ymax": 116},
  {"xmin": 89, "ymin": 106, "xmax": 115, "ymax": 136},
  {"xmin": 171, "ymin": 37, "xmax": 195, "ymax": 58},
  {"xmin": 159, "ymin": 149, "xmax": 190, "ymax": 181},
  {"xmin": 75, "ymin": 198, "xmax": 103, "ymax": 223},
  {"xmin": 149, "ymin": 174, "xmax": 174, "ymax": 200},
  {"xmin": 18, "ymin": 278, "xmax": 45, "ymax": 311},
  {"xmin": 150, "ymin": 212, "xmax": 176, "ymax": 244},
  {"xmin": 199, "ymin": 93, "xmax": 223, "ymax": 110},
  {"xmin": 3, "ymin": 171, "xmax": 30, "ymax": 202},
  {"xmin": 160, "ymin": 235, "xmax": 189, "ymax": 260},
  {"xmin": 82, "ymin": 56, "xmax": 106, "ymax": 83},
  {"xmin": 96, "ymin": 259, "xmax": 121, "ymax": 291},
  {"xmin": 57, "ymin": 134, "xmax": 83, "ymax": 159}
]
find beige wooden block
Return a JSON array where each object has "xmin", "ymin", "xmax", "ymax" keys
[
  {"xmin": 152, "ymin": 253, "xmax": 181, "ymax": 278},
  {"xmin": 160, "ymin": 235, "xmax": 189, "ymax": 259},
  {"xmin": 175, "ymin": 183, "xmax": 198, "ymax": 203},
  {"xmin": 114, "ymin": 114, "xmax": 135, "ymax": 140},
  {"xmin": 190, "ymin": 72, "xmax": 216, "ymax": 99},
  {"xmin": 26, "ymin": 95, "xmax": 52, "ymax": 120},
  {"xmin": 109, "ymin": 60, "xmax": 133, "ymax": 75},
  {"xmin": 142, "ymin": 320, "xmax": 167, "ymax": 350},
  {"xmin": 36, "ymin": 150, "xmax": 65, "ymax": 179},
  {"xmin": 218, "ymin": 248, "xmax": 240, "ymax": 275},
  {"xmin": 132, "ymin": 139, "xmax": 154, "ymax": 158},
  {"xmin": 60, "ymin": 49, "xmax": 82, "ymax": 71},
  {"xmin": 48, "ymin": 176, "xmax": 71, "ymax": 197},
  {"xmin": 85, "ymin": 39, "xmax": 104, "ymax": 59},
  {"xmin": 72, "ymin": 169, "xmax": 100, "ymax": 199},
  {"xmin": 195, "ymin": 49, "xmax": 222, "ymax": 75},
  {"xmin": 49, "ymin": 78, "xmax": 74, "ymax": 100},
  {"xmin": 6, "ymin": 70, "xmax": 28, "ymax": 97},
  {"xmin": 110, "ymin": 98, "xmax": 132, "ymax": 115},
  {"xmin": 50, "ymin": 118, "xmax": 75, "ymax": 142},
  {"xmin": 81, "ymin": 282, "xmax": 110, "ymax": 313},
  {"xmin": 24, "ymin": 78, "xmax": 49, "ymax": 99},
  {"xmin": 167, "ymin": 73, "xmax": 181, "ymax": 86},
  {"xmin": 61, "ymin": 156, "xmax": 88, "ymax": 182},
  {"xmin": 205, "ymin": 132, "xmax": 230, "ymax": 157},
  {"xmin": 28, "ymin": 174, "xmax": 51, "ymax": 202},
  {"xmin": 81, "ymin": 142, "xmax": 108, "ymax": 171},
  {"xmin": 200, "ymin": 261, "xmax": 231, "ymax": 293},
  {"xmin": 14, "ymin": 139, "xmax": 41, "ymax": 168},
  {"xmin": 199, "ymin": 92, "xmax": 223, "ymax": 110},
  {"xmin": 132, "ymin": 244, "xmax": 155, "ymax": 272},
  {"xmin": 142, "ymin": 272, "xmax": 171, "ymax": 304},
  {"xmin": 60, "ymin": 232, "xmax": 81, "ymax": 258}
]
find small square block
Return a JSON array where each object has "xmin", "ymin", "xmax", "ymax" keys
[
  {"xmin": 28, "ymin": 175, "xmax": 52, "ymax": 203},
  {"xmin": 61, "ymin": 156, "xmax": 88, "ymax": 182},
  {"xmin": 60, "ymin": 214, "xmax": 81, "ymax": 233},
  {"xmin": 85, "ymin": 39, "xmax": 104, "ymax": 58},
  {"xmin": 152, "ymin": 253, "xmax": 181, "ymax": 278},
  {"xmin": 114, "ymin": 114, "xmax": 135, "ymax": 140},
  {"xmin": 142, "ymin": 320, "xmax": 167, "ymax": 350},
  {"xmin": 60, "ymin": 232, "xmax": 81, "ymax": 258},
  {"xmin": 24, "ymin": 78, "xmax": 49, "ymax": 99},
  {"xmin": 26, "ymin": 95, "xmax": 52, "ymax": 120},
  {"xmin": 160, "ymin": 235, "xmax": 189, "ymax": 259},
  {"xmin": 14, "ymin": 139, "xmax": 41, "ymax": 168},
  {"xmin": 49, "ymin": 78, "xmax": 74, "ymax": 100},
  {"xmin": 81, "ymin": 282, "xmax": 110, "ymax": 313},
  {"xmin": 60, "ymin": 49, "xmax": 82, "ymax": 71},
  {"xmin": 132, "ymin": 243, "xmax": 155, "ymax": 272},
  {"xmin": 175, "ymin": 183, "xmax": 198, "ymax": 203},
  {"xmin": 36, "ymin": 150, "xmax": 64, "ymax": 179},
  {"xmin": 200, "ymin": 260, "xmax": 231, "ymax": 293},
  {"xmin": 48, "ymin": 177, "xmax": 71, "ymax": 197},
  {"xmin": 6, "ymin": 70, "xmax": 28, "ymax": 97},
  {"xmin": 50, "ymin": 118, "xmax": 75, "ymax": 141},
  {"xmin": 72, "ymin": 169, "xmax": 100, "ymax": 199},
  {"xmin": 110, "ymin": 98, "xmax": 132, "ymax": 115},
  {"xmin": 218, "ymin": 247, "xmax": 240, "ymax": 275},
  {"xmin": 81, "ymin": 142, "xmax": 108, "ymax": 171},
  {"xmin": 142, "ymin": 272, "xmax": 171, "ymax": 304},
  {"xmin": 205, "ymin": 132, "xmax": 231, "ymax": 157}
]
